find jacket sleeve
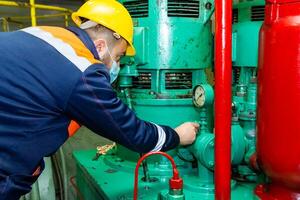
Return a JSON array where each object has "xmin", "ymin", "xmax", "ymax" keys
[{"xmin": 65, "ymin": 64, "xmax": 180, "ymax": 153}]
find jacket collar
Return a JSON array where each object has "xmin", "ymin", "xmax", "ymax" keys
[{"xmin": 66, "ymin": 26, "xmax": 100, "ymax": 60}]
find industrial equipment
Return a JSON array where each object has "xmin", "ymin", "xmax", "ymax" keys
[
  {"xmin": 75, "ymin": 0, "xmax": 216, "ymax": 198},
  {"xmin": 74, "ymin": 0, "xmax": 300, "ymax": 200},
  {"xmin": 231, "ymin": 0, "xmax": 265, "ymax": 184}
]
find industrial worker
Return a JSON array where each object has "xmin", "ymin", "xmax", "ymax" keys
[{"xmin": 0, "ymin": 0, "xmax": 199, "ymax": 199}]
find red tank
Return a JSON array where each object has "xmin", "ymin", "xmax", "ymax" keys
[{"xmin": 256, "ymin": 0, "xmax": 300, "ymax": 199}]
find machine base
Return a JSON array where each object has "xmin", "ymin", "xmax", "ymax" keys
[{"xmin": 74, "ymin": 150, "xmax": 257, "ymax": 200}]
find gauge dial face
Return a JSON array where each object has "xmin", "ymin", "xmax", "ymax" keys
[{"xmin": 193, "ymin": 85, "xmax": 206, "ymax": 107}]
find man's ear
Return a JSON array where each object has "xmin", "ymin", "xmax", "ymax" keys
[{"xmin": 94, "ymin": 39, "xmax": 106, "ymax": 56}]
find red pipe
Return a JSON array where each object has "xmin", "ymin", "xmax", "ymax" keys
[
  {"xmin": 214, "ymin": 0, "xmax": 232, "ymax": 199},
  {"xmin": 133, "ymin": 152, "xmax": 182, "ymax": 200}
]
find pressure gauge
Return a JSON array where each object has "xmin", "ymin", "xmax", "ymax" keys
[{"xmin": 192, "ymin": 84, "xmax": 214, "ymax": 108}]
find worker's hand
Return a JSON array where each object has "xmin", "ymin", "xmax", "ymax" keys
[{"xmin": 175, "ymin": 122, "xmax": 199, "ymax": 146}]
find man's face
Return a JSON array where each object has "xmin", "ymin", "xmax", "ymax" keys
[
  {"xmin": 95, "ymin": 38, "xmax": 127, "ymax": 70},
  {"xmin": 108, "ymin": 39, "xmax": 127, "ymax": 69}
]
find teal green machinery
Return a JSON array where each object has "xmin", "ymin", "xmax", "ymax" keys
[
  {"xmin": 73, "ymin": 0, "xmax": 265, "ymax": 199},
  {"xmin": 231, "ymin": 0, "xmax": 265, "ymax": 183}
]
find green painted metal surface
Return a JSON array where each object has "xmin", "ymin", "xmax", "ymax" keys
[
  {"xmin": 119, "ymin": 0, "xmax": 214, "ymax": 70},
  {"xmin": 231, "ymin": 0, "xmax": 264, "ymax": 184},
  {"xmin": 74, "ymin": 150, "xmax": 257, "ymax": 200},
  {"xmin": 115, "ymin": 0, "xmax": 215, "ymax": 170},
  {"xmin": 159, "ymin": 190, "xmax": 185, "ymax": 200},
  {"xmin": 232, "ymin": 0, "xmax": 265, "ymax": 67}
]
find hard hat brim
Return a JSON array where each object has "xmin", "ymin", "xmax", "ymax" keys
[{"xmin": 126, "ymin": 43, "xmax": 136, "ymax": 56}]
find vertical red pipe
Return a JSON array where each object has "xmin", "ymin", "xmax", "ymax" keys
[{"xmin": 214, "ymin": 0, "xmax": 232, "ymax": 199}]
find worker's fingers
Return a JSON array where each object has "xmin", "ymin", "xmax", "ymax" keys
[
  {"xmin": 175, "ymin": 122, "xmax": 199, "ymax": 145},
  {"xmin": 192, "ymin": 123, "xmax": 200, "ymax": 134},
  {"xmin": 190, "ymin": 122, "xmax": 200, "ymax": 129}
]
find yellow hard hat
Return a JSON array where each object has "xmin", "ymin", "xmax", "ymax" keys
[{"xmin": 72, "ymin": 0, "xmax": 136, "ymax": 56}]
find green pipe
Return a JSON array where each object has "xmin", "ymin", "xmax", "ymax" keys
[{"xmin": 59, "ymin": 147, "xmax": 68, "ymax": 200}]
